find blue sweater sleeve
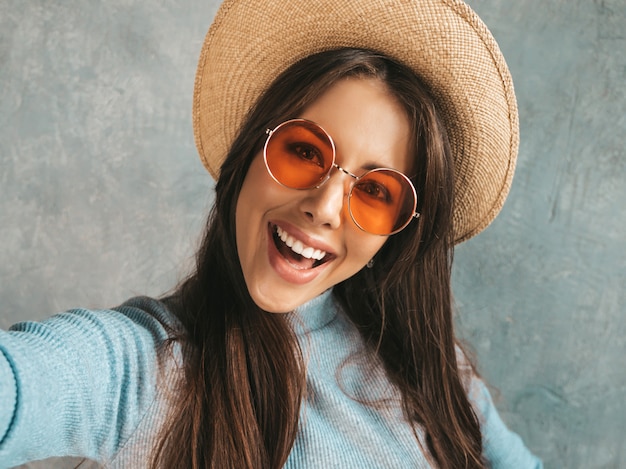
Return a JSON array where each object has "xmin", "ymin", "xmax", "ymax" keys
[
  {"xmin": 0, "ymin": 297, "xmax": 177, "ymax": 468},
  {"xmin": 471, "ymin": 378, "xmax": 543, "ymax": 469}
]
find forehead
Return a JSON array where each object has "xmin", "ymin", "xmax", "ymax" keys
[{"xmin": 298, "ymin": 78, "xmax": 414, "ymax": 174}]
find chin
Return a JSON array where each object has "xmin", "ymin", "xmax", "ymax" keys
[
  {"xmin": 247, "ymin": 286, "xmax": 318, "ymax": 314},
  {"xmin": 253, "ymin": 298, "xmax": 299, "ymax": 314}
]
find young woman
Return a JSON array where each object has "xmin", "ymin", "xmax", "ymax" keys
[{"xmin": 1, "ymin": 1, "xmax": 542, "ymax": 468}]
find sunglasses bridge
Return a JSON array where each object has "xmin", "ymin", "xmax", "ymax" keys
[{"xmin": 321, "ymin": 163, "xmax": 359, "ymax": 187}]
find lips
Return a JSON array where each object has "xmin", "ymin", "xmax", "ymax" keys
[
  {"xmin": 267, "ymin": 222, "xmax": 335, "ymax": 284},
  {"xmin": 275, "ymin": 225, "xmax": 327, "ymax": 262}
]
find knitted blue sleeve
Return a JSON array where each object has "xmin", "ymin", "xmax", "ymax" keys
[
  {"xmin": 0, "ymin": 297, "xmax": 175, "ymax": 469},
  {"xmin": 472, "ymin": 378, "xmax": 544, "ymax": 468}
]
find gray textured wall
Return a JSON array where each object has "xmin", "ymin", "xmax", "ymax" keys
[{"xmin": 1, "ymin": 1, "xmax": 624, "ymax": 468}]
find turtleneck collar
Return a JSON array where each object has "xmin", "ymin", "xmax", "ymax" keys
[{"xmin": 287, "ymin": 289, "xmax": 339, "ymax": 335}]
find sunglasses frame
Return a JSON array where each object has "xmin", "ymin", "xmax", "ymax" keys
[{"xmin": 263, "ymin": 118, "xmax": 420, "ymax": 236}]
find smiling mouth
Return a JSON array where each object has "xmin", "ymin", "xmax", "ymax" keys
[{"xmin": 271, "ymin": 224, "xmax": 333, "ymax": 270}]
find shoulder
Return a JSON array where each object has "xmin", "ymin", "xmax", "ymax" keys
[
  {"xmin": 111, "ymin": 295, "xmax": 184, "ymax": 333},
  {"xmin": 7, "ymin": 296, "xmax": 185, "ymax": 354}
]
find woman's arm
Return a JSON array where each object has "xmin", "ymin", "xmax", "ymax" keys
[
  {"xmin": 0, "ymin": 297, "xmax": 177, "ymax": 468},
  {"xmin": 469, "ymin": 376, "xmax": 543, "ymax": 469}
]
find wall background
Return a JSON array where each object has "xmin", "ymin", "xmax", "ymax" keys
[{"xmin": 1, "ymin": 0, "xmax": 624, "ymax": 468}]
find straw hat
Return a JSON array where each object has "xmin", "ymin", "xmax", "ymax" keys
[{"xmin": 192, "ymin": 0, "xmax": 519, "ymax": 244}]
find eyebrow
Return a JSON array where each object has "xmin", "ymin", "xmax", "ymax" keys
[
  {"xmin": 355, "ymin": 161, "xmax": 407, "ymax": 175},
  {"xmin": 362, "ymin": 162, "xmax": 382, "ymax": 171},
  {"xmin": 308, "ymin": 125, "xmax": 332, "ymax": 145}
]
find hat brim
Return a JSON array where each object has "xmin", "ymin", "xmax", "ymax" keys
[{"xmin": 192, "ymin": 0, "xmax": 519, "ymax": 243}]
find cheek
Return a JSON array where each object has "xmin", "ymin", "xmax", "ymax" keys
[
  {"xmin": 236, "ymin": 155, "xmax": 271, "ymax": 220},
  {"xmin": 344, "ymin": 230, "xmax": 388, "ymax": 271},
  {"xmin": 235, "ymin": 155, "xmax": 291, "ymax": 262},
  {"xmin": 235, "ymin": 157, "xmax": 266, "ymax": 259}
]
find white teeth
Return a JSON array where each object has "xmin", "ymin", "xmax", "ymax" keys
[
  {"xmin": 275, "ymin": 225, "xmax": 327, "ymax": 260},
  {"xmin": 292, "ymin": 240, "xmax": 304, "ymax": 254}
]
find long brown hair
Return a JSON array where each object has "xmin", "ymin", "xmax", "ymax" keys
[{"xmin": 152, "ymin": 48, "xmax": 483, "ymax": 468}]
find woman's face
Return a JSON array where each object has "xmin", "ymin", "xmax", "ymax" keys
[{"xmin": 236, "ymin": 77, "xmax": 413, "ymax": 312}]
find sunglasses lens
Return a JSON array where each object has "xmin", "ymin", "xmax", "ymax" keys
[
  {"xmin": 265, "ymin": 120, "xmax": 334, "ymax": 189},
  {"xmin": 349, "ymin": 169, "xmax": 416, "ymax": 235}
]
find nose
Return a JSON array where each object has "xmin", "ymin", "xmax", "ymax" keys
[{"xmin": 299, "ymin": 170, "xmax": 348, "ymax": 230}]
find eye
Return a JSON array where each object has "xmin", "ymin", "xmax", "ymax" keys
[
  {"xmin": 354, "ymin": 179, "xmax": 392, "ymax": 204},
  {"xmin": 287, "ymin": 142, "xmax": 325, "ymax": 168}
]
